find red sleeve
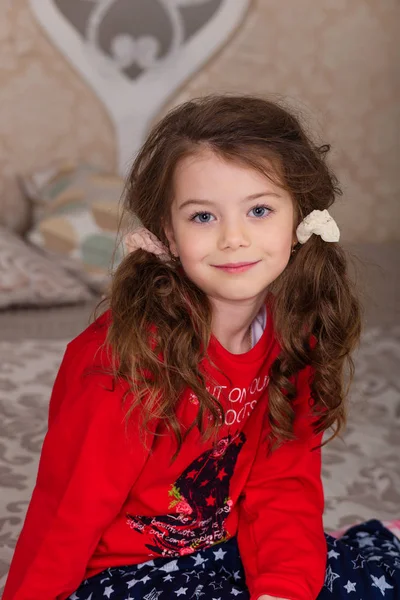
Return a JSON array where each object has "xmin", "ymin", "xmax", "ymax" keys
[
  {"xmin": 3, "ymin": 336, "xmax": 154, "ymax": 600},
  {"xmin": 238, "ymin": 366, "xmax": 326, "ymax": 600}
]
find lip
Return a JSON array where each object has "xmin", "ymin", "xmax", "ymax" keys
[{"xmin": 212, "ymin": 261, "xmax": 260, "ymax": 273}]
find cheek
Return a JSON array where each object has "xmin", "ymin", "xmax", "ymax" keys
[
  {"xmin": 267, "ymin": 229, "xmax": 293, "ymax": 253},
  {"xmin": 177, "ymin": 227, "xmax": 209, "ymax": 258},
  {"xmin": 266, "ymin": 233, "xmax": 293, "ymax": 271}
]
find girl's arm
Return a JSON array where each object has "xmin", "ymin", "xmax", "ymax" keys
[
  {"xmin": 238, "ymin": 365, "xmax": 326, "ymax": 600},
  {"xmin": 258, "ymin": 596, "xmax": 289, "ymax": 599},
  {"xmin": 258, "ymin": 597, "xmax": 289, "ymax": 600},
  {"xmin": 3, "ymin": 335, "xmax": 154, "ymax": 600}
]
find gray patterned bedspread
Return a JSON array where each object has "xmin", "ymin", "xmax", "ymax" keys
[{"xmin": 0, "ymin": 327, "xmax": 399, "ymax": 591}]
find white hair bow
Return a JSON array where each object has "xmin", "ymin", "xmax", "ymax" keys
[{"xmin": 296, "ymin": 209, "xmax": 340, "ymax": 244}]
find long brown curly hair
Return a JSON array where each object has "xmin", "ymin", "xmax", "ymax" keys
[{"xmin": 106, "ymin": 95, "xmax": 362, "ymax": 452}]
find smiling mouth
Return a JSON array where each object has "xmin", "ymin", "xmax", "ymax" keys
[
  {"xmin": 213, "ymin": 261, "xmax": 260, "ymax": 268},
  {"xmin": 212, "ymin": 261, "xmax": 261, "ymax": 273}
]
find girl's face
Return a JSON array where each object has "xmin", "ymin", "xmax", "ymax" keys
[{"xmin": 165, "ymin": 149, "xmax": 297, "ymax": 305}]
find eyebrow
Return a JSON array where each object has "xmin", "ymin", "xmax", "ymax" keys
[{"xmin": 178, "ymin": 192, "xmax": 281, "ymax": 210}]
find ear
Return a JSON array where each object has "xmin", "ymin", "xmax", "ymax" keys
[
  {"xmin": 292, "ymin": 208, "xmax": 299, "ymax": 247},
  {"xmin": 163, "ymin": 222, "xmax": 179, "ymax": 258}
]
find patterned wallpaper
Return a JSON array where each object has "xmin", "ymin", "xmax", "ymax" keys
[{"xmin": 1, "ymin": 0, "xmax": 399, "ymax": 241}]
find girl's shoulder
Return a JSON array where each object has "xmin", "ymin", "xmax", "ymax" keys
[
  {"xmin": 65, "ymin": 308, "xmax": 113, "ymax": 371},
  {"xmin": 48, "ymin": 309, "xmax": 126, "ymax": 426},
  {"xmin": 70, "ymin": 307, "xmax": 111, "ymax": 345}
]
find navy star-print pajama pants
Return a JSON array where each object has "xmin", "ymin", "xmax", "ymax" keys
[{"xmin": 70, "ymin": 520, "xmax": 400, "ymax": 599}]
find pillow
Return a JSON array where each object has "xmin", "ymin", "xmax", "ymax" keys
[
  {"xmin": 0, "ymin": 183, "xmax": 31, "ymax": 234},
  {"xmin": 0, "ymin": 227, "xmax": 93, "ymax": 309},
  {"xmin": 22, "ymin": 162, "xmax": 128, "ymax": 290}
]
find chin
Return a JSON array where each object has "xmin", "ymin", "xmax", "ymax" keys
[{"xmin": 212, "ymin": 285, "xmax": 269, "ymax": 303}]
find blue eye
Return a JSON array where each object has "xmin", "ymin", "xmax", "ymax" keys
[
  {"xmin": 249, "ymin": 205, "xmax": 272, "ymax": 218},
  {"xmin": 189, "ymin": 205, "xmax": 273, "ymax": 223},
  {"xmin": 190, "ymin": 212, "xmax": 215, "ymax": 223}
]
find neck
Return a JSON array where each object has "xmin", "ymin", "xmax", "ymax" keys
[{"xmin": 210, "ymin": 294, "xmax": 267, "ymax": 354}]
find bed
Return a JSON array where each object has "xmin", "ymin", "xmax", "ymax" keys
[
  {"xmin": 0, "ymin": 242, "xmax": 399, "ymax": 593},
  {"xmin": 1, "ymin": 2, "xmax": 399, "ymax": 591}
]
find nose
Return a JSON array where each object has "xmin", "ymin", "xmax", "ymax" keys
[{"xmin": 217, "ymin": 218, "xmax": 251, "ymax": 251}]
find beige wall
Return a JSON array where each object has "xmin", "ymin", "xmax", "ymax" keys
[
  {"xmin": 0, "ymin": 0, "xmax": 116, "ymax": 232},
  {"xmin": 1, "ymin": 0, "xmax": 399, "ymax": 241}
]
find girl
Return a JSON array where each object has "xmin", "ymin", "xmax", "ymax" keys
[{"xmin": 4, "ymin": 96, "xmax": 400, "ymax": 600}]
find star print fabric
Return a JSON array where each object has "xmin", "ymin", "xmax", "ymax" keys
[
  {"xmin": 70, "ymin": 520, "xmax": 400, "ymax": 600},
  {"xmin": 70, "ymin": 537, "xmax": 249, "ymax": 599},
  {"xmin": 319, "ymin": 520, "xmax": 400, "ymax": 599}
]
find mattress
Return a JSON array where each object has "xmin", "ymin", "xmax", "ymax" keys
[
  {"xmin": 0, "ymin": 325, "xmax": 399, "ymax": 591},
  {"xmin": 0, "ymin": 241, "xmax": 399, "ymax": 591}
]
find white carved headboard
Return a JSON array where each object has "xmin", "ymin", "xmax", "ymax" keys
[{"xmin": 29, "ymin": 0, "xmax": 251, "ymax": 174}]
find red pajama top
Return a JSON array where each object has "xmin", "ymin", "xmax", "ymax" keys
[{"xmin": 3, "ymin": 300, "xmax": 326, "ymax": 600}]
